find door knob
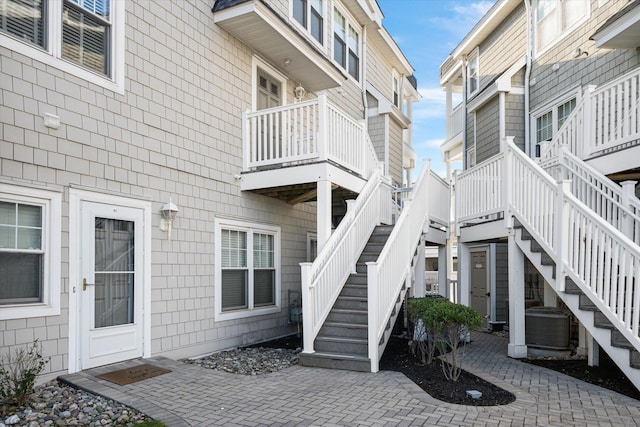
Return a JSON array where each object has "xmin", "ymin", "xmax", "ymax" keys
[{"xmin": 83, "ymin": 278, "xmax": 94, "ymax": 291}]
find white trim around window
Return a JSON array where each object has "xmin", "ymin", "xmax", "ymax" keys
[
  {"xmin": 534, "ymin": 0, "xmax": 589, "ymax": 57},
  {"xmin": 0, "ymin": 184, "xmax": 61, "ymax": 320},
  {"xmin": 332, "ymin": 4, "xmax": 360, "ymax": 82},
  {"xmin": 251, "ymin": 56, "xmax": 288, "ymax": 110},
  {"xmin": 290, "ymin": 0, "xmax": 326, "ymax": 48},
  {"xmin": 466, "ymin": 48, "xmax": 479, "ymax": 98},
  {"xmin": 530, "ymin": 88, "xmax": 581, "ymax": 156},
  {"xmin": 0, "ymin": 0, "xmax": 126, "ymax": 94},
  {"xmin": 306, "ymin": 231, "xmax": 317, "ymax": 262},
  {"xmin": 214, "ymin": 217, "xmax": 281, "ymax": 321}
]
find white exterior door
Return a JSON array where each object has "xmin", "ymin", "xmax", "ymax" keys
[{"xmin": 80, "ymin": 201, "xmax": 144, "ymax": 369}]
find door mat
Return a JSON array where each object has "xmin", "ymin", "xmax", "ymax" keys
[{"xmin": 96, "ymin": 363, "xmax": 171, "ymax": 385}]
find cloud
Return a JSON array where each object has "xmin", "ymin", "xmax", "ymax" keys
[
  {"xmin": 430, "ymin": 1, "xmax": 494, "ymax": 40},
  {"xmin": 412, "ymin": 86, "xmax": 446, "ymax": 120}
]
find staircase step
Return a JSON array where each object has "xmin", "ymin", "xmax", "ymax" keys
[
  {"xmin": 327, "ymin": 309, "xmax": 367, "ymax": 324},
  {"xmin": 345, "ymin": 274, "xmax": 367, "ymax": 286},
  {"xmin": 564, "ymin": 278, "xmax": 582, "ymax": 295},
  {"xmin": 530, "ymin": 239, "xmax": 544, "ymax": 252},
  {"xmin": 630, "ymin": 350, "xmax": 640, "ymax": 369},
  {"xmin": 356, "ymin": 263, "xmax": 368, "ymax": 274},
  {"xmin": 579, "ymin": 294, "xmax": 597, "ymax": 311},
  {"xmin": 540, "ymin": 252, "xmax": 555, "ymax": 266},
  {"xmin": 358, "ymin": 253, "xmax": 379, "ymax": 263},
  {"xmin": 319, "ymin": 322, "xmax": 368, "ymax": 339},
  {"xmin": 334, "ymin": 296, "xmax": 368, "ymax": 310},
  {"xmin": 593, "ymin": 311, "xmax": 614, "ymax": 330},
  {"xmin": 314, "ymin": 336, "xmax": 368, "ymax": 355},
  {"xmin": 611, "ymin": 330, "xmax": 634, "ymax": 350},
  {"xmin": 362, "ymin": 242, "xmax": 385, "ymax": 254},
  {"xmin": 340, "ymin": 283, "xmax": 367, "ymax": 298},
  {"xmin": 298, "ymin": 352, "xmax": 371, "ymax": 372},
  {"xmin": 520, "ymin": 228, "xmax": 533, "ymax": 240}
]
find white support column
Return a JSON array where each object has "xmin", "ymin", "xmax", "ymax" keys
[
  {"xmin": 587, "ymin": 329, "xmax": 600, "ymax": 367},
  {"xmin": 438, "ymin": 245, "xmax": 448, "ymax": 299},
  {"xmin": 414, "ymin": 236, "xmax": 426, "ymax": 297},
  {"xmin": 508, "ymin": 230, "xmax": 528, "ymax": 358},
  {"xmin": 458, "ymin": 242, "xmax": 471, "ymax": 306},
  {"xmin": 317, "ymin": 179, "xmax": 333, "ymax": 252}
]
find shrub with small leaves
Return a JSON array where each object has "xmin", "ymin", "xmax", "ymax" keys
[{"xmin": 0, "ymin": 340, "xmax": 48, "ymax": 407}]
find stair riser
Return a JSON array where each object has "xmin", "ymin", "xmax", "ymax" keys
[
  {"xmin": 368, "ymin": 235, "xmax": 391, "ymax": 244},
  {"xmin": 630, "ymin": 351, "xmax": 640, "ymax": 369},
  {"xmin": 319, "ymin": 325, "xmax": 368, "ymax": 339},
  {"xmin": 314, "ymin": 340, "xmax": 368, "ymax": 355},
  {"xmin": 334, "ymin": 299, "xmax": 368, "ymax": 310},
  {"xmin": 611, "ymin": 330, "xmax": 634, "ymax": 350},
  {"xmin": 345, "ymin": 274, "xmax": 367, "ymax": 285},
  {"xmin": 362, "ymin": 243, "xmax": 385, "ymax": 254},
  {"xmin": 340, "ymin": 286, "xmax": 367, "ymax": 298},
  {"xmin": 327, "ymin": 311, "xmax": 368, "ymax": 324},
  {"xmin": 358, "ymin": 254, "xmax": 379, "ymax": 263},
  {"xmin": 593, "ymin": 311, "xmax": 614, "ymax": 329},
  {"xmin": 298, "ymin": 354, "xmax": 371, "ymax": 372}
]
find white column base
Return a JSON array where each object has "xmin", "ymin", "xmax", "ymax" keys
[{"xmin": 508, "ymin": 343, "xmax": 528, "ymax": 358}]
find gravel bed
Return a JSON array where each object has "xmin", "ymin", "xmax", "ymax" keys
[
  {"xmin": 182, "ymin": 346, "xmax": 300, "ymax": 375},
  {"xmin": 0, "ymin": 380, "xmax": 150, "ymax": 426}
]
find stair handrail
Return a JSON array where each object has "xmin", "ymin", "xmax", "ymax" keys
[
  {"xmin": 540, "ymin": 148, "xmax": 640, "ymax": 246},
  {"xmin": 300, "ymin": 166, "xmax": 391, "ymax": 354},
  {"xmin": 367, "ymin": 160, "xmax": 442, "ymax": 372},
  {"xmin": 504, "ymin": 139, "xmax": 640, "ymax": 354}
]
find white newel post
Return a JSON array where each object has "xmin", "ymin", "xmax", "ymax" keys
[
  {"xmin": 507, "ymin": 229, "xmax": 527, "ymax": 358},
  {"xmin": 317, "ymin": 179, "xmax": 333, "ymax": 253},
  {"xmin": 242, "ymin": 110, "xmax": 249, "ymax": 170},
  {"xmin": 367, "ymin": 262, "xmax": 379, "ymax": 373},
  {"xmin": 582, "ymin": 85, "xmax": 596, "ymax": 159},
  {"xmin": 300, "ymin": 262, "xmax": 314, "ymax": 354},
  {"xmin": 621, "ymin": 180, "xmax": 637, "ymax": 241},
  {"xmin": 502, "ymin": 137, "xmax": 514, "ymax": 229}
]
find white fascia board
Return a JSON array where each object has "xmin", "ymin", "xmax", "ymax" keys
[
  {"xmin": 592, "ymin": 6, "xmax": 640, "ymax": 48},
  {"xmin": 440, "ymin": 58, "xmax": 464, "ymax": 86}
]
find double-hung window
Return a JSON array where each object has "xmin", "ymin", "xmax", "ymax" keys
[
  {"xmin": 535, "ymin": 0, "xmax": 588, "ymax": 53},
  {"xmin": 0, "ymin": 185, "xmax": 61, "ymax": 320},
  {"xmin": 534, "ymin": 96, "xmax": 577, "ymax": 155},
  {"xmin": 333, "ymin": 7, "xmax": 359, "ymax": 81},
  {"xmin": 215, "ymin": 218, "xmax": 280, "ymax": 320},
  {"xmin": 0, "ymin": 0, "xmax": 124, "ymax": 92},
  {"xmin": 293, "ymin": 0, "xmax": 323, "ymax": 45},
  {"xmin": 467, "ymin": 49, "xmax": 479, "ymax": 97}
]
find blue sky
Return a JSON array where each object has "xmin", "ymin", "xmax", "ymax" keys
[{"xmin": 377, "ymin": 0, "xmax": 494, "ymax": 177}]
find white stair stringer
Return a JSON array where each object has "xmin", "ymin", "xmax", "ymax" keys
[{"xmin": 514, "ymin": 226, "xmax": 640, "ymax": 391}]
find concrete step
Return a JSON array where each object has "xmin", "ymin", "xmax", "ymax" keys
[
  {"xmin": 319, "ymin": 322, "xmax": 368, "ymax": 339},
  {"xmin": 298, "ymin": 352, "xmax": 371, "ymax": 372},
  {"xmin": 314, "ymin": 336, "xmax": 368, "ymax": 355},
  {"xmin": 327, "ymin": 309, "xmax": 367, "ymax": 324},
  {"xmin": 334, "ymin": 296, "xmax": 368, "ymax": 311}
]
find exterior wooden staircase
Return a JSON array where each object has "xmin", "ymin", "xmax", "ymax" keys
[{"xmin": 299, "ymin": 225, "xmax": 396, "ymax": 371}]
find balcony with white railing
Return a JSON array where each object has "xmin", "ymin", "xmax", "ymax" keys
[
  {"xmin": 541, "ymin": 67, "xmax": 640, "ymax": 174},
  {"xmin": 240, "ymin": 95, "xmax": 380, "ymax": 204}
]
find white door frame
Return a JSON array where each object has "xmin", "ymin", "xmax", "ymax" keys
[{"xmin": 68, "ymin": 189, "xmax": 152, "ymax": 373}]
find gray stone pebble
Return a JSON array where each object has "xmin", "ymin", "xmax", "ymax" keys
[
  {"xmin": 0, "ymin": 381, "xmax": 150, "ymax": 426},
  {"xmin": 182, "ymin": 346, "xmax": 300, "ymax": 375}
]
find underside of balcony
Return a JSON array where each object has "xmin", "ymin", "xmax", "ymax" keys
[{"xmin": 240, "ymin": 160, "xmax": 364, "ymax": 205}]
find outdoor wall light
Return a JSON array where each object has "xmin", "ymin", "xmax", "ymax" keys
[
  {"xmin": 294, "ymin": 83, "xmax": 306, "ymax": 102},
  {"xmin": 160, "ymin": 198, "xmax": 179, "ymax": 240}
]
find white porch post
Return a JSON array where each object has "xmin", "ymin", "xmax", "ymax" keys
[
  {"xmin": 438, "ymin": 245, "xmax": 448, "ymax": 299},
  {"xmin": 317, "ymin": 179, "xmax": 332, "ymax": 252},
  {"xmin": 414, "ymin": 236, "xmax": 426, "ymax": 297},
  {"xmin": 458, "ymin": 242, "xmax": 470, "ymax": 306},
  {"xmin": 508, "ymin": 230, "xmax": 528, "ymax": 358}
]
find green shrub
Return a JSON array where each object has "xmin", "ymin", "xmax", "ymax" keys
[
  {"xmin": 0, "ymin": 340, "xmax": 48, "ymax": 408},
  {"xmin": 407, "ymin": 297, "xmax": 482, "ymax": 382}
]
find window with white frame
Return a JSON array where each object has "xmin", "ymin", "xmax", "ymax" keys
[
  {"xmin": 467, "ymin": 49, "xmax": 479, "ymax": 97},
  {"xmin": 292, "ymin": 0, "xmax": 324, "ymax": 45},
  {"xmin": 333, "ymin": 6, "xmax": 359, "ymax": 81},
  {"xmin": 0, "ymin": 185, "xmax": 61, "ymax": 319},
  {"xmin": 215, "ymin": 218, "xmax": 280, "ymax": 320},
  {"xmin": 393, "ymin": 71, "xmax": 401, "ymax": 108},
  {"xmin": 534, "ymin": 96, "xmax": 576, "ymax": 154},
  {"xmin": 0, "ymin": 0, "xmax": 124, "ymax": 92},
  {"xmin": 306, "ymin": 232, "xmax": 317, "ymax": 262},
  {"xmin": 535, "ymin": 0, "xmax": 588, "ymax": 53}
]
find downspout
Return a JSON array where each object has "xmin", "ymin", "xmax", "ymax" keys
[{"xmin": 524, "ymin": 0, "xmax": 532, "ymax": 157}]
